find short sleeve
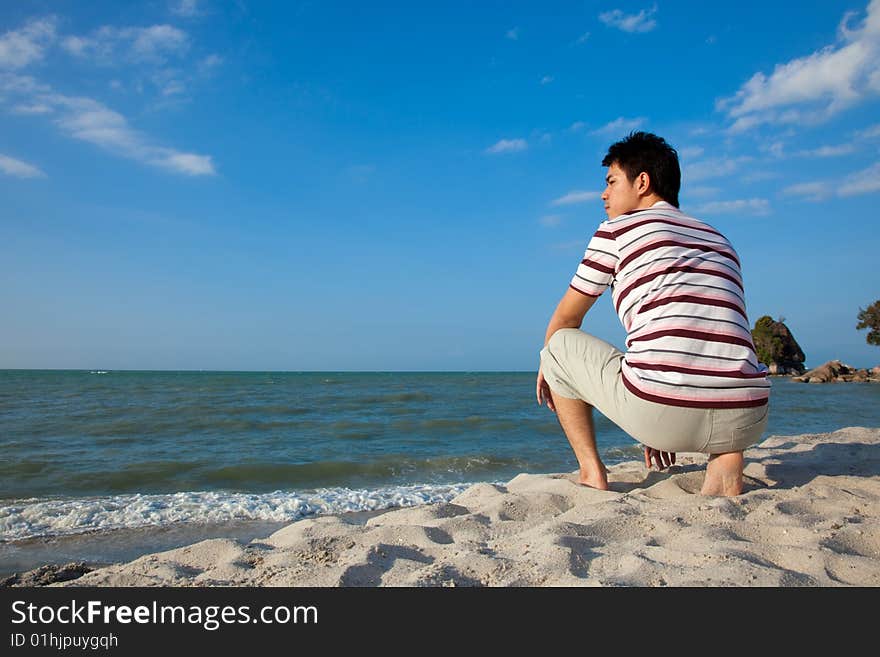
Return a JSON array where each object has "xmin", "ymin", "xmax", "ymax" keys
[{"xmin": 569, "ymin": 222, "xmax": 618, "ymax": 297}]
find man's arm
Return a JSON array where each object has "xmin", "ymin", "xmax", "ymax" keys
[
  {"xmin": 537, "ymin": 287, "xmax": 598, "ymax": 412},
  {"xmin": 542, "ymin": 287, "xmax": 599, "ymax": 347}
]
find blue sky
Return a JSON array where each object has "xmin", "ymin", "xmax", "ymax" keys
[{"xmin": 1, "ymin": 0, "xmax": 879, "ymax": 371}]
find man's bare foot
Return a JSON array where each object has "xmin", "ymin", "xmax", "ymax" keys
[
  {"xmin": 577, "ymin": 465, "xmax": 609, "ymax": 490},
  {"xmin": 701, "ymin": 451, "xmax": 744, "ymax": 496}
]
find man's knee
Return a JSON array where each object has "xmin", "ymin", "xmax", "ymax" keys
[{"xmin": 546, "ymin": 327, "xmax": 581, "ymax": 354}]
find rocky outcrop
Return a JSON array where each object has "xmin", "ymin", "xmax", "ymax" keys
[
  {"xmin": 751, "ymin": 316, "xmax": 806, "ymax": 375},
  {"xmin": 792, "ymin": 360, "xmax": 880, "ymax": 383}
]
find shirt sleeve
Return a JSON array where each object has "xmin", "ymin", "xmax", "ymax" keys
[{"xmin": 569, "ymin": 221, "xmax": 618, "ymax": 297}]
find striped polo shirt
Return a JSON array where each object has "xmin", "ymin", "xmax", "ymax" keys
[{"xmin": 570, "ymin": 200, "xmax": 770, "ymax": 409}]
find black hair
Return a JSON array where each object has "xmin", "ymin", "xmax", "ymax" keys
[{"xmin": 601, "ymin": 131, "xmax": 680, "ymax": 208}]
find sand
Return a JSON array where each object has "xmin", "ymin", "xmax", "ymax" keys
[{"xmin": 32, "ymin": 427, "xmax": 880, "ymax": 586}]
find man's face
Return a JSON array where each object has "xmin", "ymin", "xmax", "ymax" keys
[{"xmin": 601, "ymin": 162, "xmax": 641, "ymax": 219}]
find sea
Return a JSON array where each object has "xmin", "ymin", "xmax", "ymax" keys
[{"xmin": 2, "ymin": 369, "xmax": 879, "ymax": 578}]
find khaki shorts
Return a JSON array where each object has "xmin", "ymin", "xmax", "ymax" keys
[{"xmin": 539, "ymin": 328, "xmax": 769, "ymax": 454}]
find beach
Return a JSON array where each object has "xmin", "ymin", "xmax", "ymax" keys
[{"xmin": 12, "ymin": 425, "xmax": 875, "ymax": 587}]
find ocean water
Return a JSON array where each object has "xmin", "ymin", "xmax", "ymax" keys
[{"xmin": 1, "ymin": 370, "xmax": 879, "ymax": 576}]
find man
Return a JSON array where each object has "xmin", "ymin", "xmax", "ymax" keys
[{"xmin": 537, "ymin": 131, "xmax": 769, "ymax": 496}]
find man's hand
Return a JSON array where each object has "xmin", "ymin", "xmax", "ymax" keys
[
  {"xmin": 643, "ymin": 445, "xmax": 676, "ymax": 470},
  {"xmin": 536, "ymin": 369, "xmax": 556, "ymax": 413}
]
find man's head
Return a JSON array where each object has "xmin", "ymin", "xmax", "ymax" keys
[{"xmin": 600, "ymin": 131, "xmax": 680, "ymax": 217}]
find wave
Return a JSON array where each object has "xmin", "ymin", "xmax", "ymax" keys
[{"xmin": 0, "ymin": 482, "xmax": 480, "ymax": 541}]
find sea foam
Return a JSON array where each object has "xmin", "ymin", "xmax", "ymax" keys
[{"xmin": 0, "ymin": 482, "xmax": 477, "ymax": 541}]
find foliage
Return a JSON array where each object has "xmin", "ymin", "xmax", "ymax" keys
[
  {"xmin": 752, "ymin": 315, "xmax": 785, "ymax": 366},
  {"xmin": 856, "ymin": 300, "xmax": 880, "ymax": 346}
]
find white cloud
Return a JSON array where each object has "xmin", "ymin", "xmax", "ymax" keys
[
  {"xmin": 551, "ymin": 190, "xmax": 601, "ymax": 206},
  {"xmin": 781, "ymin": 163, "xmax": 880, "ymax": 200},
  {"xmin": 718, "ymin": 0, "xmax": 880, "ymax": 132},
  {"xmin": 590, "ymin": 116, "xmax": 645, "ymax": 136},
  {"xmin": 679, "ymin": 146, "xmax": 704, "ymax": 159},
  {"xmin": 856, "ymin": 123, "xmax": 880, "ymax": 138},
  {"xmin": 693, "ymin": 198, "xmax": 770, "ymax": 215},
  {"xmin": 599, "ymin": 5, "xmax": 658, "ymax": 33},
  {"xmin": 11, "ymin": 102, "xmax": 52, "ymax": 114},
  {"xmin": 684, "ymin": 186, "xmax": 720, "ymax": 198},
  {"xmin": 0, "ymin": 17, "xmax": 57, "ymax": 70},
  {"xmin": 506, "ymin": 27, "xmax": 519, "ymax": 40},
  {"xmin": 485, "ymin": 138, "xmax": 527, "ymax": 154},
  {"xmin": 62, "ymin": 25, "xmax": 189, "ymax": 64},
  {"xmin": 540, "ymin": 214, "xmax": 563, "ymax": 227},
  {"xmin": 48, "ymin": 95, "xmax": 214, "ymax": 175},
  {"xmin": 162, "ymin": 152, "xmax": 214, "ymax": 175},
  {"xmin": 840, "ymin": 161, "xmax": 880, "ymax": 196},
  {"xmin": 540, "ymin": 75, "xmax": 554, "ymax": 85},
  {"xmin": 198, "ymin": 54, "xmax": 223, "ymax": 75},
  {"xmin": 171, "ymin": 0, "xmax": 202, "ymax": 17},
  {"xmin": 1, "ymin": 81, "xmax": 215, "ymax": 176},
  {"xmin": 569, "ymin": 121, "xmax": 586, "ymax": 132},
  {"xmin": 795, "ymin": 144, "xmax": 856, "ymax": 157},
  {"xmin": 740, "ymin": 170, "xmax": 779, "ymax": 183},
  {"xmin": 782, "ymin": 181, "xmax": 833, "ymax": 201},
  {"xmin": 0, "ymin": 153, "xmax": 45, "ymax": 178},
  {"xmin": 576, "ymin": 32, "xmax": 590, "ymax": 44},
  {"xmin": 684, "ymin": 156, "xmax": 751, "ymax": 182}
]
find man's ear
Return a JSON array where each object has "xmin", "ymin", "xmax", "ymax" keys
[{"xmin": 636, "ymin": 171, "xmax": 652, "ymax": 196}]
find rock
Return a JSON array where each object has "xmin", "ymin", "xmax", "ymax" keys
[
  {"xmin": 794, "ymin": 360, "xmax": 880, "ymax": 384},
  {"xmin": 751, "ymin": 317, "xmax": 806, "ymax": 375}
]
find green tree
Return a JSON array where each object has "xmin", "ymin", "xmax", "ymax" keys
[{"xmin": 857, "ymin": 300, "xmax": 880, "ymax": 346}]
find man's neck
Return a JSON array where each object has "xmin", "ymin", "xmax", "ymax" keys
[{"xmin": 634, "ymin": 194, "xmax": 665, "ymax": 210}]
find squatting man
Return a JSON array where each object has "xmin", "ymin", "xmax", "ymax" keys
[{"xmin": 537, "ymin": 131, "xmax": 770, "ymax": 496}]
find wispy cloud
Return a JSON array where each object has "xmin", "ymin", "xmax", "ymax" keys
[
  {"xmin": 569, "ymin": 121, "xmax": 586, "ymax": 132},
  {"xmin": 198, "ymin": 54, "xmax": 223, "ymax": 75},
  {"xmin": 684, "ymin": 156, "xmax": 752, "ymax": 182},
  {"xmin": 0, "ymin": 153, "xmax": 46, "ymax": 178},
  {"xmin": 11, "ymin": 102, "xmax": 52, "ymax": 114},
  {"xmin": 540, "ymin": 75, "xmax": 554, "ymax": 85},
  {"xmin": 840, "ymin": 161, "xmax": 880, "ymax": 196},
  {"xmin": 540, "ymin": 214, "xmax": 563, "ymax": 227},
  {"xmin": 51, "ymin": 94, "xmax": 215, "ymax": 175},
  {"xmin": 0, "ymin": 73, "xmax": 215, "ymax": 176},
  {"xmin": 856, "ymin": 122, "xmax": 880, "ymax": 138},
  {"xmin": 782, "ymin": 181, "xmax": 833, "ymax": 202},
  {"xmin": 0, "ymin": 17, "xmax": 57, "ymax": 70},
  {"xmin": 718, "ymin": 0, "xmax": 880, "ymax": 132},
  {"xmin": 693, "ymin": 198, "xmax": 770, "ymax": 215},
  {"xmin": 599, "ymin": 5, "xmax": 658, "ymax": 33},
  {"xmin": 62, "ymin": 25, "xmax": 189, "ymax": 64},
  {"xmin": 679, "ymin": 146, "xmax": 705, "ymax": 159},
  {"xmin": 551, "ymin": 190, "xmax": 601, "ymax": 206},
  {"xmin": 782, "ymin": 162, "xmax": 880, "ymax": 200},
  {"xmin": 485, "ymin": 138, "xmax": 527, "ymax": 154},
  {"xmin": 741, "ymin": 170, "xmax": 779, "ymax": 183},
  {"xmin": 795, "ymin": 144, "xmax": 857, "ymax": 157},
  {"xmin": 575, "ymin": 32, "xmax": 590, "ymax": 44},
  {"xmin": 590, "ymin": 116, "xmax": 645, "ymax": 136},
  {"xmin": 506, "ymin": 27, "xmax": 519, "ymax": 40},
  {"xmin": 171, "ymin": 0, "xmax": 203, "ymax": 17},
  {"xmin": 684, "ymin": 185, "xmax": 720, "ymax": 198}
]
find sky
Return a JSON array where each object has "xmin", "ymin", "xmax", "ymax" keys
[{"xmin": 1, "ymin": 0, "xmax": 879, "ymax": 371}]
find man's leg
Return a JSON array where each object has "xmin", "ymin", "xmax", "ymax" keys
[
  {"xmin": 701, "ymin": 451, "xmax": 744, "ymax": 496},
  {"xmin": 549, "ymin": 390, "xmax": 609, "ymax": 490}
]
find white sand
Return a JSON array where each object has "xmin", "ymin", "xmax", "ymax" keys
[{"xmin": 62, "ymin": 427, "xmax": 880, "ymax": 587}]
